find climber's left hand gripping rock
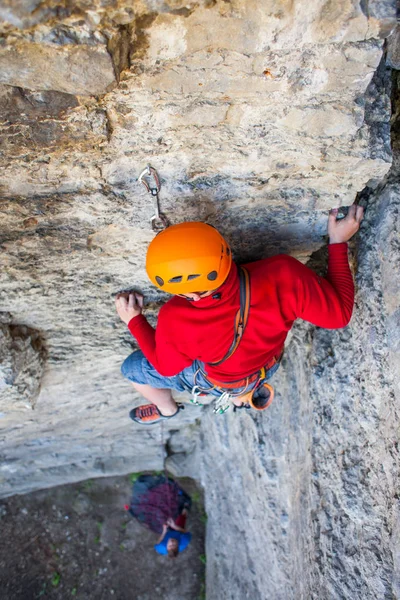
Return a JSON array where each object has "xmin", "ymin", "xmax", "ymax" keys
[{"xmin": 115, "ymin": 292, "xmax": 143, "ymax": 324}]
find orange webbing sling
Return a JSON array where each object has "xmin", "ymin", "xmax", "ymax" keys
[{"xmin": 208, "ymin": 266, "xmax": 250, "ymax": 367}]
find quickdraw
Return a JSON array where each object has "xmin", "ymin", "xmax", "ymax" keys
[
  {"xmin": 138, "ymin": 164, "xmax": 170, "ymax": 231},
  {"xmin": 212, "ymin": 392, "xmax": 232, "ymax": 414}
]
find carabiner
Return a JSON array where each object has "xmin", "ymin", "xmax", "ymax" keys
[
  {"xmin": 138, "ymin": 164, "xmax": 161, "ymax": 197},
  {"xmin": 138, "ymin": 164, "xmax": 169, "ymax": 231},
  {"xmin": 190, "ymin": 385, "xmax": 204, "ymax": 406}
]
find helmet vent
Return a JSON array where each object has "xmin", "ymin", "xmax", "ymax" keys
[
  {"xmin": 207, "ymin": 271, "xmax": 218, "ymax": 281},
  {"xmin": 187, "ymin": 274, "xmax": 200, "ymax": 281},
  {"xmin": 155, "ymin": 276, "xmax": 164, "ymax": 286},
  {"xmin": 226, "ymin": 247, "xmax": 230, "ymax": 256},
  {"xmin": 168, "ymin": 276, "xmax": 183, "ymax": 283}
]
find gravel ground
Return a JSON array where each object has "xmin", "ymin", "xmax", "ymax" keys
[{"xmin": 0, "ymin": 474, "xmax": 206, "ymax": 600}]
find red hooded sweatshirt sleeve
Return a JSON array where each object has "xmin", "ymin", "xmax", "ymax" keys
[
  {"xmin": 279, "ymin": 243, "xmax": 354, "ymax": 328},
  {"xmin": 126, "ymin": 306, "xmax": 193, "ymax": 376},
  {"xmin": 127, "ymin": 243, "xmax": 354, "ymax": 380}
]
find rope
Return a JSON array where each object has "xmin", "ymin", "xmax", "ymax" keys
[{"xmin": 160, "ymin": 420, "xmax": 173, "ymax": 518}]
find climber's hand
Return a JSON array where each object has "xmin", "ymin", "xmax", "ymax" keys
[
  {"xmin": 115, "ymin": 291, "xmax": 143, "ymax": 324},
  {"xmin": 328, "ymin": 203, "xmax": 364, "ymax": 244}
]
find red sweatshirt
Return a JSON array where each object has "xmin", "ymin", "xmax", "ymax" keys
[{"xmin": 128, "ymin": 243, "xmax": 354, "ymax": 382}]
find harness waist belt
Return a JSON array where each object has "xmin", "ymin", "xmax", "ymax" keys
[{"xmin": 205, "ymin": 352, "xmax": 283, "ymax": 390}]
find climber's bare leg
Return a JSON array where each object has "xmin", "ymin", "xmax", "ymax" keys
[{"xmin": 131, "ymin": 382, "xmax": 178, "ymax": 416}]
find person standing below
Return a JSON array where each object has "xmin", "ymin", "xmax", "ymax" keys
[
  {"xmin": 154, "ymin": 509, "xmax": 192, "ymax": 558},
  {"xmin": 115, "ymin": 205, "xmax": 364, "ymax": 424}
]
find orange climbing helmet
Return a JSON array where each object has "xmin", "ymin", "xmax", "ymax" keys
[{"xmin": 146, "ymin": 222, "xmax": 232, "ymax": 295}]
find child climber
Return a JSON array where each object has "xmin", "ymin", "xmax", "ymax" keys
[{"xmin": 115, "ymin": 205, "xmax": 364, "ymax": 424}]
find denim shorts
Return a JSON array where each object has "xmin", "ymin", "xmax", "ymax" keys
[{"xmin": 121, "ymin": 350, "xmax": 281, "ymax": 398}]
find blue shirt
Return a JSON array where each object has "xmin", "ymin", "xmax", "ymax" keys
[{"xmin": 154, "ymin": 530, "xmax": 192, "ymax": 555}]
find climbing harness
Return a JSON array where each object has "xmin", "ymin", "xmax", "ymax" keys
[
  {"xmin": 186, "ymin": 264, "xmax": 279, "ymax": 414},
  {"xmin": 189, "ymin": 362, "xmax": 255, "ymax": 413},
  {"xmin": 209, "ymin": 266, "xmax": 251, "ymax": 367},
  {"xmin": 191, "ymin": 366, "xmax": 277, "ymax": 414},
  {"xmin": 138, "ymin": 164, "xmax": 170, "ymax": 231},
  {"xmin": 205, "ymin": 265, "xmax": 252, "ymax": 414}
]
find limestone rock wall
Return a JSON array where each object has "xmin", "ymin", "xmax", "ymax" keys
[
  {"xmin": 0, "ymin": 0, "xmax": 395, "ymax": 209},
  {"xmin": 0, "ymin": 314, "xmax": 47, "ymax": 411},
  {"xmin": 0, "ymin": 1, "xmax": 399, "ymax": 598},
  {"xmin": 198, "ymin": 183, "xmax": 399, "ymax": 599},
  {"xmin": 197, "ymin": 114, "xmax": 400, "ymax": 599}
]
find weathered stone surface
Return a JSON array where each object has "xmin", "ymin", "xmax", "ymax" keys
[
  {"xmin": 0, "ymin": 319, "xmax": 46, "ymax": 411},
  {"xmin": 0, "ymin": 2, "xmax": 399, "ymax": 598},
  {"xmin": 0, "ymin": 0, "xmax": 135, "ymax": 31},
  {"xmin": 0, "ymin": 42, "xmax": 116, "ymax": 95},
  {"xmin": 0, "ymin": 1, "xmax": 396, "ymax": 204},
  {"xmin": 0, "ymin": 85, "xmax": 95, "ymax": 158},
  {"xmin": 0, "ymin": 0, "xmax": 42, "ymax": 28},
  {"xmin": 387, "ymin": 24, "xmax": 400, "ymax": 69},
  {"xmin": 308, "ymin": 186, "xmax": 400, "ymax": 599},
  {"xmin": 0, "ymin": 0, "xmax": 396, "ymax": 477},
  {"xmin": 198, "ymin": 183, "xmax": 400, "ymax": 599}
]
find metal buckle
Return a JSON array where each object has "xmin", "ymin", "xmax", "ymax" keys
[{"xmin": 138, "ymin": 164, "xmax": 169, "ymax": 231}]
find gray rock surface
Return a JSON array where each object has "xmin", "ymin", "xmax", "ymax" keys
[
  {"xmin": 198, "ymin": 166, "xmax": 400, "ymax": 600},
  {"xmin": 0, "ymin": 319, "xmax": 46, "ymax": 411},
  {"xmin": 0, "ymin": 1, "xmax": 396, "ymax": 204},
  {"xmin": 0, "ymin": 42, "xmax": 117, "ymax": 95},
  {"xmin": 0, "ymin": 1, "xmax": 399, "ymax": 598},
  {"xmin": 387, "ymin": 24, "xmax": 400, "ymax": 69}
]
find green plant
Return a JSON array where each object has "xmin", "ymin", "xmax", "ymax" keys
[
  {"xmin": 199, "ymin": 554, "xmax": 206, "ymax": 565},
  {"xmin": 199, "ymin": 581, "xmax": 206, "ymax": 600},
  {"xmin": 200, "ymin": 513, "xmax": 208, "ymax": 524},
  {"xmin": 94, "ymin": 521, "xmax": 103, "ymax": 543},
  {"xmin": 192, "ymin": 491, "xmax": 201, "ymax": 505},
  {"xmin": 130, "ymin": 470, "xmax": 162, "ymax": 484},
  {"xmin": 51, "ymin": 572, "xmax": 61, "ymax": 587},
  {"xmin": 82, "ymin": 479, "xmax": 94, "ymax": 491},
  {"xmin": 129, "ymin": 472, "xmax": 142, "ymax": 483},
  {"xmin": 71, "ymin": 587, "xmax": 77, "ymax": 596},
  {"xmin": 119, "ymin": 543, "xmax": 125, "ymax": 551}
]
